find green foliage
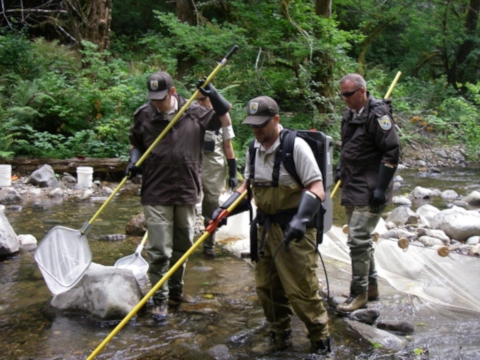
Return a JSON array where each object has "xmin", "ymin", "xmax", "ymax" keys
[{"xmin": 2, "ymin": 0, "xmax": 480, "ymax": 163}]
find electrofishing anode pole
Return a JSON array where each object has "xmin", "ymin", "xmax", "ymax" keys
[
  {"xmin": 86, "ymin": 190, "xmax": 247, "ymax": 359},
  {"xmin": 330, "ymin": 71, "xmax": 402, "ymax": 199}
]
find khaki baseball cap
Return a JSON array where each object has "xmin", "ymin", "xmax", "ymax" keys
[
  {"xmin": 242, "ymin": 96, "xmax": 279, "ymax": 125},
  {"xmin": 147, "ymin": 71, "xmax": 174, "ymax": 100}
]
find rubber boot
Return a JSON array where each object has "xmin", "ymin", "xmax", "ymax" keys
[
  {"xmin": 310, "ymin": 337, "xmax": 331, "ymax": 355},
  {"xmin": 368, "ymin": 283, "xmax": 379, "ymax": 301},
  {"xmin": 336, "ymin": 292, "xmax": 368, "ymax": 314},
  {"xmin": 251, "ymin": 330, "xmax": 292, "ymax": 355}
]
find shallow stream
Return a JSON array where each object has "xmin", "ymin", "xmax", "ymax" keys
[{"xmin": 1, "ymin": 166, "xmax": 480, "ymax": 359}]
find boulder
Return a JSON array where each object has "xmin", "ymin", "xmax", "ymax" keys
[
  {"xmin": 431, "ymin": 207, "xmax": 480, "ymax": 242},
  {"xmin": 0, "ymin": 210, "xmax": 19, "ymax": 256},
  {"xmin": 51, "ymin": 263, "xmax": 143, "ymax": 320}
]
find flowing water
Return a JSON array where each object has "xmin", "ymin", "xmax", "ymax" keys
[{"xmin": 1, "ymin": 166, "xmax": 480, "ymax": 359}]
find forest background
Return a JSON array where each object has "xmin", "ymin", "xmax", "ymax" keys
[{"xmin": 1, "ymin": 0, "xmax": 480, "ymax": 170}]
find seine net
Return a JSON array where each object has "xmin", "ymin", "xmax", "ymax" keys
[{"xmin": 322, "ymin": 221, "xmax": 480, "ymax": 314}]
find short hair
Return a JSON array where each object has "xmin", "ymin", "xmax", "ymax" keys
[{"xmin": 340, "ymin": 73, "xmax": 366, "ymax": 89}]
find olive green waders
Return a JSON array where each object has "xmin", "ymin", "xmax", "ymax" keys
[
  {"xmin": 201, "ymin": 132, "xmax": 225, "ymax": 250},
  {"xmin": 344, "ymin": 205, "xmax": 384, "ymax": 295},
  {"xmin": 144, "ymin": 204, "xmax": 195, "ymax": 304},
  {"xmin": 253, "ymin": 182, "xmax": 329, "ymax": 342}
]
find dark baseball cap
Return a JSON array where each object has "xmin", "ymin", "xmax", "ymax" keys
[
  {"xmin": 146, "ymin": 71, "xmax": 174, "ymax": 100},
  {"xmin": 242, "ymin": 96, "xmax": 279, "ymax": 125}
]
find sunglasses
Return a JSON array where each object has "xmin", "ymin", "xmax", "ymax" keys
[
  {"xmin": 340, "ymin": 88, "xmax": 361, "ymax": 98},
  {"xmin": 153, "ymin": 95, "xmax": 168, "ymax": 102},
  {"xmin": 248, "ymin": 117, "xmax": 273, "ymax": 129}
]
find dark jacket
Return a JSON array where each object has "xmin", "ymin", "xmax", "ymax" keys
[
  {"xmin": 340, "ymin": 93, "xmax": 400, "ymax": 206},
  {"xmin": 129, "ymin": 94, "xmax": 220, "ymax": 205}
]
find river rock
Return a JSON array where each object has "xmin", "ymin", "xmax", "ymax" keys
[
  {"xmin": 28, "ymin": 164, "xmax": 59, "ymax": 188},
  {"xmin": 417, "ymin": 228, "xmax": 450, "ymax": 243},
  {"xmin": 346, "ymin": 319, "xmax": 407, "ymax": 350},
  {"xmin": 377, "ymin": 320, "xmax": 415, "ymax": 335},
  {"xmin": 469, "ymin": 244, "xmax": 480, "ymax": 256},
  {"xmin": 462, "ymin": 190, "xmax": 480, "ymax": 205},
  {"xmin": 0, "ymin": 210, "xmax": 19, "ymax": 255},
  {"xmin": 441, "ymin": 189, "xmax": 458, "ymax": 199},
  {"xmin": 417, "ymin": 235, "xmax": 445, "ymax": 247},
  {"xmin": 410, "ymin": 186, "xmax": 432, "ymax": 199},
  {"xmin": 126, "ymin": 212, "xmax": 147, "ymax": 236},
  {"xmin": 380, "ymin": 229, "xmax": 415, "ymax": 240},
  {"xmin": 466, "ymin": 236, "xmax": 480, "ymax": 245},
  {"xmin": 385, "ymin": 207, "xmax": 418, "ymax": 226},
  {"xmin": 0, "ymin": 187, "xmax": 22, "ymax": 204},
  {"xmin": 17, "ymin": 234, "xmax": 37, "ymax": 250},
  {"xmin": 51, "ymin": 262, "xmax": 142, "ymax": 320},
  {"xmin": 431, "ymin": 207, "xmax": 480, "ymax": 242},
  {"xmin": 392, "ymin": 196, "xmax": 412, "ymax": 207},
  {"xmin": 416, "ymin": 204, "xmax": 440, "ymax": 224},
  {"xmin": 350, "ymin": 308, "xmax": 380, "ymax": 325}
]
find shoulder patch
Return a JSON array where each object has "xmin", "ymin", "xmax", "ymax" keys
[{"xmin": 377, "ymin": 115, "xmax": 392, "ymax": 130}]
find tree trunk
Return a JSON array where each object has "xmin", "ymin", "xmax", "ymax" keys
[
  {"xmin": 455, "ymin": 0, "xmax": 480, "ymax": 84},
  {"xmin": 314, "ymin": 0, "xmax": 332, "ymax": 18},
  {"xmin": 9, "ymin": 157, "xmax": 127, "ymax": 179},
  {"xmin": 66, "ymin": 0, "xmax": 112, "ymax": 51},
  {"xmin": 176, "ymin": 0, "xmax": 195, "ymax": 25}
]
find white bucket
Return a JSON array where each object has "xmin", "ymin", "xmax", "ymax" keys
[
  {"xmin": 77, "ymin": 166, "xmax": 93, "ymax": 189},
  {"xmin": 0, "ymin": 165, "xmax": 12, "ymax": 187}
]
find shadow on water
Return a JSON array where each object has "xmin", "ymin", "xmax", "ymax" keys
[{"xmin": 1, "ymin": 165, "xmax": 480, "ymax": 359}]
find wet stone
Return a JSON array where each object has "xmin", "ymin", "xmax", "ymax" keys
[{"xmin": 101, "ymin": 234, "xmax": 127, "ymax": 241}]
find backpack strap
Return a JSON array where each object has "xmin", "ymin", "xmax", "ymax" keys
[{"xmin": 279, "ymin": 129, "xmax": 303, "ymax": 187}]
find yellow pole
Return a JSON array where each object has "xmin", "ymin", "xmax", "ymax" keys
[
  {"xmin": 86, "ymin": 190, "xmax": 247, "ymax": 359},
  {"xmin": 331, "ymin": 71, "xmax": 402, "ymax": 199}
]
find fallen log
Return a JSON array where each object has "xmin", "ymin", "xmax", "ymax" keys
[{"xmin": 8, "ymin": 157, "xmax": 128, "ymax": 180}]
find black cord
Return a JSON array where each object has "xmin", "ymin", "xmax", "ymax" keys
[{"xmin": 268, "ymin": 235, "xmax": 330, "ymax": 326}]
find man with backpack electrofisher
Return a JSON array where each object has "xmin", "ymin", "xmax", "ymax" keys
[
  {"xmin": 211, "ymin": 96, "xmax": 331, "ymax": 355},
  {"xmin": 335, "ymin": 73, "xmax": 400, "ymax": 314}
]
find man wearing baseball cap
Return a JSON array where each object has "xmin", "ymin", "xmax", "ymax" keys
[
  {"xmin": 210, "ymin": 96, "xmax": 331, "ymax": 355},
  {"xmin": 126, "ymin": 71, "xmax": 233, "ymax": 320}
]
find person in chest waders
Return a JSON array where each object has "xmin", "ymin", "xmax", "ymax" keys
[
  {"xmin": 196, "ymin": 90, "xmax": 237, "ymax": 258},
  {"xmin": 335, "ymin": 73, "xmax": 400, "ymax": 314},
  {"xmin": 211, "ymin": 96, "xmax": 331, "ymax": 355},
  {"xmin": 126, "ymin": 71, "xmax": 233, "ymax": 320}
]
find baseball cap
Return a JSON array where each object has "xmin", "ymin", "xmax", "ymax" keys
[
  {"xmin": 147, "ymin": 71, "xmax": 174, "ymax": 100},
  {"xmin": 242, "ymin": 96, "xmax": 279, "ymax": 125}
]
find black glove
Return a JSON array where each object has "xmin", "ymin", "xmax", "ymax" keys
[
  {"xmin": 334, "ymin": 160, "xmax": 341, "ymax": 184},
  {"xmin": 196, "ymin": 77, "xmax": 231, "ymax": 116},
  {"xmin": 227, "ymin": 158, "xmax": 238, "ymax": 190},
  {"xmin": 283, "ymin": 190, "xmax": 322, "ymax": 251},
  {"xmin": 125, "ymin": 147, "xmax": 143, "ymax": 180},
  {"xmin": 211, "ymin": 191, "xmax": 250, "ymax": 228},
  {"xmin": 369, "ymin": 163, "xmax": 396, "ymax": 212}
]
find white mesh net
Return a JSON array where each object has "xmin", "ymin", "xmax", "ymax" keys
[
  {"xmin": 321, "ymin": 220, "xmax": 480, "ymax": 314},
  {"xmin": 34, "ymin": 226, "xmax": 92, "ymax": 295}
]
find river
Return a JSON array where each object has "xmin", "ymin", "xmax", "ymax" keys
[{"xmin": 1, "ymin": 166, "xmax": 480, "ymax": 359}]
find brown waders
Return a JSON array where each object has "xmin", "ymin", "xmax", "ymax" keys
[{"xmin": 252, "ymin": 182, "xmax": 329, "ymax": 343}]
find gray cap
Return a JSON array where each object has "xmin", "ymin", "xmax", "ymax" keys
[
  {"xmin": 242, "ymin": 96, "xmax": 279, "ymax": 125},
  {"xmin": 147, "ymin": 71, "xmax": 174, "ymax": 100}
]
